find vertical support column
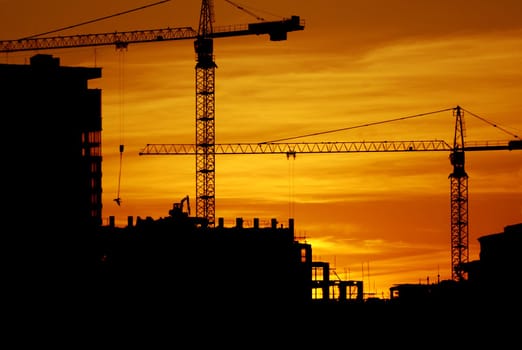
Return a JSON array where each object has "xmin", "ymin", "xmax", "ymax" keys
[
  {"xmin": 194, "ymin": 0, "xmax": 217, "ymax": 227},
  {"xmin": 449, "ymin": 106, "xmax": 469, "ymax": 281}
]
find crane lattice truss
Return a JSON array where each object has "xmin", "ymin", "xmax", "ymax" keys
[
  {"xmin": 140, "ymin": 106, "xmax": 521, "ymax": 282},
  {"xmin": 140, "ymin": 138, "xmax": 520, "ymax": 155},
  {"xmin": 0, "ymin": 20, "xmax": 303, "ymax": 51},
  {"xmin": 195, "ymin": 0, "xmax": 217, "ymax": 228},
  {"xmin": 1, "ymin": 0, "xmax": 305, "ymax": 228},
  {"xmin": 449, "ymin": 106, "xmax": 469, "ymax": 281}
]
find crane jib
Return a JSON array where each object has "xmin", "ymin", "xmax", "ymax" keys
[{"xmin": 0, "ymin": 17, "xmax": 305, "ymax": 53}]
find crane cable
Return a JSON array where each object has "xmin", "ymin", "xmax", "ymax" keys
[
  {"xmin": 260, "ymin": 108, "xmax": 454, "ymax": 144},
  {"xmin": 224, "ymin": 0, "xmax": 264, "ymax": 21},
  {"xmin": 461, "ymin": 107, "xmax": 519, "ymax": 139},
  {"xmin": 287, "ymin": 151, "xmax": 295, "ymax": 219},
  {"xmin": 223, "ymin": 0, "xmax": 282, "ymax": 21},
  {"xmin": 114, "ymin": 47, "xmax": 126, "ymax": 206},
  {"xmin": 19, "ymin": 0, "xmax": 171, "ymax": 39},
  {"xmin": 260, "ymin": 107, "xmax": 520, "ymax": 144}
]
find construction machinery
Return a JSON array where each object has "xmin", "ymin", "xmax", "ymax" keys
[
  {"xmin": 139, "ymin": 105, "xmax": 521, "ymax": 282},
  {"xmin": 170, "ymin": 195, "xmax": 191, "ymax": 217},
  {"xmin": 0, "ymin": 0, "xmax": 305, "ymax": 228}
]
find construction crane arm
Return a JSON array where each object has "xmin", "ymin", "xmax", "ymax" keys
[
  {"xmin": 139, "ymin": 139, "xmax": 521, "ymax": 155},
  {"xmin": 0, "ymin": 27, "xmax": 197, "ymax": 52},
  {"xmin": 0, "ymin": 16, "xmax": 304, "ymax": 53},
  {"xmin": 139, "ymin": 140, "xmax": 454, "ymax": 155}
]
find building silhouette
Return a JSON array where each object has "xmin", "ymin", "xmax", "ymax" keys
[
  {"xmin": 465, "ymin": 222, "xmax": 522, "ymax": 301},
  {"xmin": 1, "ymin": 54, "xmax": 102, "ymax": 229},
  {"xmin": 1, "ymin": 54, "xmax": 102, "ymax": 287},
  {"xmin": 97, "ymin": 210, "xmax": 313, "ymax": 310}
]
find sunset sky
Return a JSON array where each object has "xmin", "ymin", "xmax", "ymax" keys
[{"xmin": 1, "ymin": 0, "xmax": 521, "ymax": 297}]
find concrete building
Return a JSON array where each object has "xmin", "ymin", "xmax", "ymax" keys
[
  {"xmin": 1, "ymin": 54, "xmax": 102, "ymax": 230},
  {"xmin": 96, "ymin": 210, "xmax": 314, "ymax": 309},
  {"xmin": 1, "ymin": 54, "xmax": 102, "ymax": 283}
]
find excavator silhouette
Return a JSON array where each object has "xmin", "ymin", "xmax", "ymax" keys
[{"xmin": 169, "ymin": 195, "xmax": 191, "ymax": 217}]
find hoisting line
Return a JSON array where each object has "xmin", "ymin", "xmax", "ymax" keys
[{"xmin": 114, "ymin": 47, "xmax": 126, "ymax": 206}]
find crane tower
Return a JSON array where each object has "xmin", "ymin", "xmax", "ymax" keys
[
  {"xmin": 194, "ymin": 0, "xmax": 217, "ymax": 228},
  {"xmin": 449, "ymin": 106, "xmax": 469, "ymax": 281}
]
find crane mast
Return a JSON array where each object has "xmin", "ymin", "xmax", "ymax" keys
[
  {"xmin": 194, "ymin": 0, "xmax": 217, "ymax": 227},
  {"xmin": 449, "ymin": 105, "xmax": 469, "ymax": 281}
]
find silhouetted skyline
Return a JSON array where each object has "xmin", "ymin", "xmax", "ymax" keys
[{"xmin": 1, "ymin": 0, "xmax": 521, "ymax": 296}]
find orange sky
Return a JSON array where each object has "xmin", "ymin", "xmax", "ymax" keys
[{"xmin": 2, "ymin": 0, "xmax": 521, "ymax": 297}]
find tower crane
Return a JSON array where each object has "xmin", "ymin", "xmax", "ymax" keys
[
  {"xmin": 0, "ymin": 0, "xmax": 305, "ymax": 228},
  {"xmin": 138, "ymin": 105, "xmax": 521, "ymax": 282}
]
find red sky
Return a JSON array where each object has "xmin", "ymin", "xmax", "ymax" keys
[{"xmin": 1, "ymin": 0, "xmax": 521, "ymax": 297}]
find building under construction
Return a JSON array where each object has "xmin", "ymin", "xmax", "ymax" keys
[{"xmin": 2, "ymin": 54, "xmax": 103, "ymax": 230}]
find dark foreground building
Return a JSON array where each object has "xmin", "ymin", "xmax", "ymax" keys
[
  {"xmin": 1, "ymin": 54, "xmax": 102, "ymax": 300},
  {"xmin": 1, "ymin": 54, "xmax": 103, "ymax": 230},
  {"xmin": 93, "ymin": 208, "xmax": 313, "ymax": 310},
  {"xmin": 465, "ymin": 222, "xmax": 522, "ymax": 301}
]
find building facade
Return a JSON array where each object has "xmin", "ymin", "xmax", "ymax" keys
[{"xmin": 1, "ymin": 54, "xmax": 103, "ymax": 230}]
